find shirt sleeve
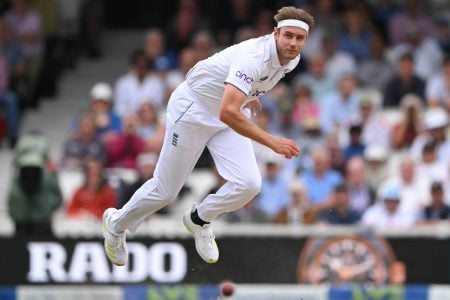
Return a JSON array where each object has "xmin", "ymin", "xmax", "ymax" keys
[{"xmin": 224, "ymin": 57, "xmax": 260, "ymax": 96}]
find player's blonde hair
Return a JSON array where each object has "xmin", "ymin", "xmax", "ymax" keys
[{"xmin": 274, "ymin": 6, "xmax": 315, "ymax": 28}]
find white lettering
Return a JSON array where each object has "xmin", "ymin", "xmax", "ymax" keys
[
  {"xmin": 68, "ymin": 242, "xmax": 111, "ymax": 282},
  {"xmin": 149, "ymin": 243, "xmax": 187, "ymax": 282},
  {"xmin": 27, "ymin": 242, "xmax": 67, "ymax": 282},
  {"xmin": 112, "ymin": 243, "xmax": 148, "ymax": 282}
]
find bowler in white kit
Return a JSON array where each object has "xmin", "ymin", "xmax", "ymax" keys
[{"xmin": 103, "ymin": 6, "xmax": 314, "ymax": 265}]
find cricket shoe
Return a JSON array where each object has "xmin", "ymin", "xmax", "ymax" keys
[
  {"xmin": 183, "ymin": 209, "xmax": 219, "ymax": 263},
  {"xmin": 102, "ymin": 208, "xmax": 128, "ymax": 266}
]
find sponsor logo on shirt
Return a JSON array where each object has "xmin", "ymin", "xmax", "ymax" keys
[
  {"xmin": 235, "ymin": 71, "xmax": 254, "ymax": 84},
  {"xmin": 250, "ymin": 89, "xmax": 266, "ymax": 97}
]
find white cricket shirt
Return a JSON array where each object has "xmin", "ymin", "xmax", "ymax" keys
[{"xmin": 185, "ymin": 33, "xmax": 300, "ymax": 114}]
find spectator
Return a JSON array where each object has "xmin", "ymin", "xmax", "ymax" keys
[
  {"xmin": 8, "ymin": 136, "xmax": 62, "ymax": 236},
  {"xmin": 106, "ymin": 113, "xmax": 146, "ymax": 169},
  {"xmin": 321, "ymin": 74, "xmax": 360, "ymax": 135},
  {"xmin": 410, "ymin": 107, "xmax": 450, "ymax": 165},
  {"xmin": 137, "ymin": 101, "xmax": 164, "ymax": 154},
  {"xmin": 80, "ymin": 82, "xmax": 122, "ymax": 142},
  {"xmin": 114, "ymin": 49, "xmax": 165, "ymax": 115},
  {"xmin": 390, "ymin": 94, "xmax": 423, "ymax": 150},
  {"xmin": 290, "ymin": 83, "xmax": 321, "ymax": 133},
  {"xmin": 363, "ymin": 144, "xmax": 390, "ymax": 191},
  {"xmin": 165, "ymin": 47, "xmax": 197, "ymax": 96},
  {"xmin": 254, "ymin": 157, "xmax": 290, "ymax": 221},
  {"xmin": 317, "ymin": 184, "xmax": 361, "ymax": 225},
  {"xmin": 433, "ymin": 15, "xmax": 450, "ymax": 54},
  {"xmin": 0, "ymin": 53, "xmax": 20, "ymax": 148},
  {"xmin": 383, "ymin": 52, "xmax": 425, "ymax": 107},
  {"xmin": 300, "ymin": 146, "xmax": 343, "ymax": 209},
  {"xmin": 388, "ymin": 0, "xmax": 434, "ymax": 45},
  {"xmin": 3, "ymin": 0, "xmax": 43, "ymax": 108},
  {"xmin": 345, "ymin": 157, "xmax": 374, "ymax": 215},
  {"xmin": 322, "ymin": 32, "xmax": 356, "ymax": 80},
  {"xmin": 61, "ymin": 112, "xmax": 107, "ymax": 169},
  {"xmin": 119, "ymin": 152, "xmax": 158, "ymax": 208},
  {"xmin": 294, "ymin": 52, "xmax": 336, "ymax": 105},
  {"xmin": 361, "ymin": 184, "xmax": 417, "ymax": 229},
  {"xmin": 355, "ymin": 95, "xmax": 391, "ymax": 149},
  {"xmin": 337, "ymin": 8, "xmax": 373, "ymax": 62},
  {"xmin": 342, "ymin": 124, "xmax": 366, "ymax": 161},
  {"xmin": 382, "ymin": 157, "xmax": 429, "ymax": 215},
  {"xmin": 275, "ymin": 180, "xmax": 312, "ymax": 225},
  {"xmin": 67, "ymin": 158, "xmax": 117, "ymax": 220},
  {"xmin": 390, "ymin": 23, "xmax": 444, "ymax": 80},
  {"xmin": 190, "ymin": 30, "xmax": 215, "ymax": 62},
  {"xmin": 357, "ymin": 33, "xmax": 393, "ymax": 92},
  {"xmin": 425, "ymin": 55, "xmax": 450, "ymax": 109},
  {"xmin": 420, "ymin": 182, "xmax": 450, "ymax": 222},
  {"xmin": 144, "ymin": 28, "xmax": 176, "ymax": 71}
]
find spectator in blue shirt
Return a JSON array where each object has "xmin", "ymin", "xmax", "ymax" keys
[{"xmin": 317, "ymin": 183, "xmax": 361, "ymax": 225}]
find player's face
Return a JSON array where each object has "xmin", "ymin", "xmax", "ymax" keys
[{"xmin": 274, "ymin": 26, "xmax": 307, "ymax": 64}]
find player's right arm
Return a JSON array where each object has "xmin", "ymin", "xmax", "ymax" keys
[{"xmin": 219, "ymin": 84, "xmax": 299, "ymax": 159}]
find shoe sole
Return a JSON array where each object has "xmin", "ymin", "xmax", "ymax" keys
[
  {"xmin": 103, "ymin": 209, "xmax": 126, "ymax": 266},
  {"xmin": 183, "ymin": 213, "xmax": 218, "ymax": 264}
]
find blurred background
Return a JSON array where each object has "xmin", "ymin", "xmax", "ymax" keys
[{"xmin": 0, "ymin": 0, "xmax": 449, "ymax": 299}]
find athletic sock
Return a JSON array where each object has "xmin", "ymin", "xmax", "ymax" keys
[{"xmin": 191, "ymin": 209, "xmax": 210, "ymax": 226}]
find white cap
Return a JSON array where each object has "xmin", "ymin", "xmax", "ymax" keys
[
  {"xmin": 424, "ymin": 108, "xmax": 449, "ymax": 130},
  {"xmin": 363, "ymin": 144, "xmax": 388, "ymax": 161},
  {"xmin": 90, "ymin": 82, "xmax": 113, "ymax": 101}
]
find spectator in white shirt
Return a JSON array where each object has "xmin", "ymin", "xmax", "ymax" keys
[
  {"xmin": 114, "ymin": 49, "xmax": 165, "ymax": 116},
  {"xmin": 362, "ymin": 184, "xmax": 417, "ymax": 229}
]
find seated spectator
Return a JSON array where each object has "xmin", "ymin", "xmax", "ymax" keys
[
  {"xmin": 3, "ymin": 0, "xmax": 43, "ymax": 108},
  {"xmin": 363, "ymin": 145, "xmax": 390, "ymax": 192},
  {"xmin": 425, "ymin": 55, "xmax": 450, "ymax": 109},
  {"xmin": 290, "ymin": 83, "xmax": 321, "ymax": 133},
  {"xmin": 300, "ymin": 146, "xmax": 343, "ymax": 210},
  {"xmin": 317, "ymin": 184, "xmax": 361, "ymax": 225},
  {"xmin": 137, "ymin": 101, "xmax": 164, "ymax": 154},
  {"xmin": 119, "ymin": 152, "xmax": 157, "ymax": 208},
  {"xmin": 114, "ymin": 49, "xmax": 165, "ymax": 116},
  {"xmin": 355, "ymin": 96, "xmax": 391, "ymax": 149},
  {"xmin": 383, "ymin": 52, "xmax": 425, "ymax": 107},
  {"xmin": 382, "ymin": 157, "xmax": 429, "ymax": 215},
  {"xmin": 345, "ymin": 157, "xmax": 375, "ymax": 215},
  {"xmin": 275, "ymin": 180, "xmax": 313, "ymax": 225},
  {"xmin": 321, "ymin": 74, "xmax": 360, "ymax": 135},
  {"xmin": 361, "ymin": 184, "xmax": 417, "ymax": 229},
  {"xmin": 322, "ymin": 32, "xmax": 356, "ymax": 80},
  {"xmin": 8, "ymin": 136, "xmax": 62, "ymax": 237},
  {"xmin": 61, "ymin": 112, "xmax": 107, "ymax": 169},
  {"xmin": 420, "ymin": 182, "xmax": 450, "ymax": 222},
  {"xmin": 106, "ymin": 113, "xmax": 146, "ymax": 169},
  {"xmin": 410, "ymin": 107, "xmax": 450, "ymax": 165},
  {"xmin": 67, "ymin": 158, "xmax": 117, "ymax": 220},
  {"xmin": 73, "ymin": 82, "xmax": 122, "ymax": 143},
  {"xmin": 253, "ymin": 157, "xmax": 290, "ymax": 221},
  {"xmin": 390, "ymin": 94, "xmax": 423, "ymax": 150},
  {"xmin": 342, "ymin": 124, "xmax": 366, "ymax": 161}
]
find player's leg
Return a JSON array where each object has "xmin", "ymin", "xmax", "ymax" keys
[
  {"xmin": 103, "ymin": 85, "xmax": 210, "ymax": 265},
  {"xmin": 198, "ymin": 127, "xmax": 261, "ymax": 221},
  {"xmin": 183, "ymin": 128, "xmax": 261, "ymax": 263}
]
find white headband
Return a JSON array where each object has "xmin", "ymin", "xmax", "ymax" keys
[{"xmin": 277, "ymin": 19, "xmax": 309, "ymax": 33}]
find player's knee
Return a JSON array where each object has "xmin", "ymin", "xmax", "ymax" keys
[{"xmin": 240, "ymin": 176, "xmax": 261, "ymax": 197}]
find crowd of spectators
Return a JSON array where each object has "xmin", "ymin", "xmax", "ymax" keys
[{"xmin": 5, "ymin": 0, "xmax": 450, "ymax": 236}]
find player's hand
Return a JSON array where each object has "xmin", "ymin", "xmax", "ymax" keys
[
  {"xmin": 272, "ymin": 137, "xmax": 300, "ymax": 159},
  {"xmin": 247, "ymin": 98, "xmax": 262, "ymax": 116}
]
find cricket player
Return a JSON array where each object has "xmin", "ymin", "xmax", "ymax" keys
[{"xmin": 103, "ymin": 6, "xmax": 314, "ymax": 265}]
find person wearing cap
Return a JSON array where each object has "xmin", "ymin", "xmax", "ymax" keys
[
  {"xmin": 363, "ymin": 144, "xmax": 389, "ymax": 191},
  {"xmin": 410, "ymin": 107, "xmax": 450, "ymax": 165},
  {"xmin": 361, "ymin": 184, "xmax": 417, "ymax": 229},
  {"xmin": 102, "ymin": 6, "xmax": 313, "ymax": 266},
  {"xmin": 87, "ymin": 82, "xmax": 122, "ymax": 142}
]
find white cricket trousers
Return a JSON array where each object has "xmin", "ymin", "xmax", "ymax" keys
[{"xmin": 110, "ymin": 82, "xmax": 262, "ymax": 233}]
